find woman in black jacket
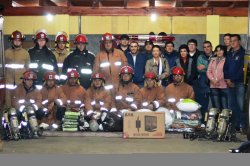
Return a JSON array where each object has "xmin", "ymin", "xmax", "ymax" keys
[{"xmin": 175, "ymin": 44, "xmax": 197, "ymax": 85}]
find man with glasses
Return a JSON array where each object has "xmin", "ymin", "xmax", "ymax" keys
[
  {"xmin": 223, "ymin": 34, "xmax": 246, "ymax": 134},
  {"xmin": 196, "ymin": 41, "xmax": 214, "ymax": 123}
]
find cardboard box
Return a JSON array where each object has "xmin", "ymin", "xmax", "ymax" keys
[{"xmin": 123, "ymin": 112, "xmax": 165, "ymax": 139}]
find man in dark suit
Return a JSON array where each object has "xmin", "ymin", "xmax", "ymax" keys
[{"xmin": 125, "ymin": 41, "xmax": 147, "ymax": 87}]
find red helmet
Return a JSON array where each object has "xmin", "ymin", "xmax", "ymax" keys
[
  {"xmin": 92, "ymin": 73, "xmax": 105, "ymax": 81},
  {"xmin": 67, "ymin": 69, "xmax": 79, "ymax": 78},
  {"xmin": 44, "ymin": 71, "xmax": 56, "ymax": 81},
  {"xmin": 144, "ymin": 72, "xmax": 157, "ymax": 80},
  {"xmin": 9, "ymin": 30, "xmax": 25, "ymax": 41},
  {"xmin": 55, "ymin": 34, "xmax": 68, "ymax": 43},
  {"xmin": 119, "ymin": 66, "xmax": 134, "ymax": 75},
  {"xmin": 101, "ymin": 33, "xmax": 115, "ymax": 41},
  {"xmin": 35, "ymin": 32, "xmax": 48, "ymax": 41},
  {"xmin": 172, "ymin": 67, "xmax": 185, "ymax": 75},
  {"xmin": 22, "ymin": 70, "xmax": 37, "ymax": 80},
  {"xmin": 74, "ymin": 34, "xmax": 88, "ymax": 44}
]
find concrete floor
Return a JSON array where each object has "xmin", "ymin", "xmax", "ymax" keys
[{"xmin": 0, "ymin": 133, "xmax": 246, "ymax": 154}]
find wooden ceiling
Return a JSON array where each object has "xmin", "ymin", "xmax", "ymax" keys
[{"xmin": 0, "ymin": 0, "xmax": 248, "ymax": 16}]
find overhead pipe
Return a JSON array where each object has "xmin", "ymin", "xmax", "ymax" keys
[{"xmin": 78, "ymin": 15, "xmax": 81, "ymax": 34}]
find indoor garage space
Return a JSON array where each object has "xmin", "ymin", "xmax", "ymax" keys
[{"xmin": 0, "ymin": 0, "xmax": 250, "ymax": 156}]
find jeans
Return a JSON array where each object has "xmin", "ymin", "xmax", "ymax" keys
[
  {"xmin": 210, "ymin": 88, "xmax": 229, "ymax": 110},
  {"xmin": 227, "ymin": 82, "xmax": 245, "ymax": 130},
  {"xmin": 194, "ymin": 79, "xmax": 210, "ymax": 123}
]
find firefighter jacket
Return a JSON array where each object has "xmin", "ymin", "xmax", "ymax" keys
[
  {"xmin": 12, "ymin": 83, "xmax": 42, "ymax": 111},
  {"xmin": 165, "ymin": 82, "xmax": 195, "ymax": 110},
  {"xmin": 85, "ymin": 86, "xmax": 112, "ymax": 114},
  {"xmin": 5, "ymin": 47, "xmax": 30, "ymax": 87},
  {"xmin": 113, "ymin": 82, "xmax": 142, "ymax": 111},
  {"xmin": 61, "ymin": 83, "xmax": 86, "ymax": 112},
  {"xmin": 52, "ymin": 48, "xmax": 70, "ymax": 74},
  {"xmin": 62, "ymin": 48, "xmax": 95, "ymax": 89},
  {"xmin": 93, "ymin": 48, "xmax": 128, "ymax": 90},
  {"xmin": 40, "ymin": 85, "xmax": 67, "ymax": 112},
  {"xmin": 28, "ymin": 45, "xmax": 59, "ymax": 85},
  {"xmin": 140, "ymin": 86, "xmax": 166, "ymax": 110}
]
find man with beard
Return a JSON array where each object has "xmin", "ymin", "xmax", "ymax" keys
[
  {"xmin": 93, "ymin": 33, "xmax": 128, "ymax": 92},
  {"xmin": 39, "ymin": 71, "xmax": 67, "ymax": 130},
  {"xmin": 165, "ymin": 67, "xmax": 195, "ymax": 110},
  {"xmin": 111, "ymin": 66, "xmax": 142, "ymax": 115},
  {"xmin": 61, "ymin": 69, "xmax": 86, "ymax": 112}
]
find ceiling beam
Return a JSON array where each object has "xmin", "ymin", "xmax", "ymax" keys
[
  {"xmin": 1, "ymin": 6, "xmax": 247, "ymax": 16},
  {"xmin": 39, "ymin": 0, "xmax": 57, "ymax": 6}
]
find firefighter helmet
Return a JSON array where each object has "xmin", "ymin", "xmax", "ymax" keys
[
  {"xmin": 44, "ymin": 71, "xmax": 57, "ymax": 81},
  {"xmin": 101, "ymin": 33, "xmax": 115, "ymax": 41},
  {"xmin": 9, "ymin": 30, "xmax": 25, "ymax": 41},
  {"xmin": 74, "ymin": 34, "xmax": 88, "ymax": 44},
  {"xmin": 92, "ymin": 73, "xmax": 105, "ymax": 82},
  {"xmin": 172, "ymin": 67, "xmax": 185, "ymax": 75},
  {"xmin": 22, "ymin": 70, "xmax": 37, "ymax": 80},
  {"xmin": 119, "ymin": 66, "xmax": 134, "ymax": 75},
  {"xmin": 34, "ymin": 29, "xmax": 49, "ymax": 42},
  {"xmin": 67, "ymin": 69, "xmax": 79, "ymax": 78},
  {"xmin": 144, "ymin": 72, "xmax": 157, "ymax": 80},
  {"xmin": 55, "ymin": 34, "xmax": 68, "ymax": 43}
]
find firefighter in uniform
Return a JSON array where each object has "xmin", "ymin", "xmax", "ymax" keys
[
  {"xmin": 62, "ymin": 34, "xmax": 95, "ymax": 89},
  {"xmin": 11, "ymin": 70, "xmax": 44, "ymax": 121},
  {"xmin": 139, "ymin": 72, "xmax": 166, "ymax": 111},
  {"xmin": 138, "ymin": 71, "xmax": 174, "ymax": 129},
  {"xmin": 39, "ymin": 71, "xmax": 67, "ymax": 129},
  {"xmin": 4, "ymin": 30, "xmax": 30, "ymax": 108},
  {"xmin": 85, "ymin": 73, "xmax": 115, "ymax": 131},
  {"xmin": 93, "ymin": 33, "xmax": 128, "ymax": 92},
  {"xmin": 61, "ymin": 69, "xmax": 86, "ymax": 112},
  {"xmin": 28, "ymin": 29, "xmax": 59, "ymax": 87},
  {"xmin": 165, "ymin": 67, "xmax": 195, "ymax": 110},
  {"xmin": 112, "ymin": 66, "xmax": 142, "ymax": 115},
  {"xmin": 52, "ymin": 32, "xmax": 70, "ymax": 82}
]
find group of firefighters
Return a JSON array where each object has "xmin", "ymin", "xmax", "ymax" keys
[{"xmin": 2, "ymin": 29, "xmax": 196, "ymax": 132}]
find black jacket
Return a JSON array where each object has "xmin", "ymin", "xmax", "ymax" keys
[
  {"xmin": 175, "ymin": 56, "xmax": 198, "ymax": 85},
  {"xmin": 28, "ymin": 45, "xmax": 59, "ymax": 85},
  {"xmin": 62, "ymin": 48, "xmax": 95, "ymax": 89}
]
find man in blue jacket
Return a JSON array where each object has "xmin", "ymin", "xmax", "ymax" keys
[
  {"xmin": 125, "ymin": 41, "xmax": 147, "ymax": 87},
  {"xmin": 163, "ymin": 41, "xmax": 178, "ymax": 85},
  {"xmin": 223, "ymin": 34, "xmax": 245, "ymax": 134}
]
